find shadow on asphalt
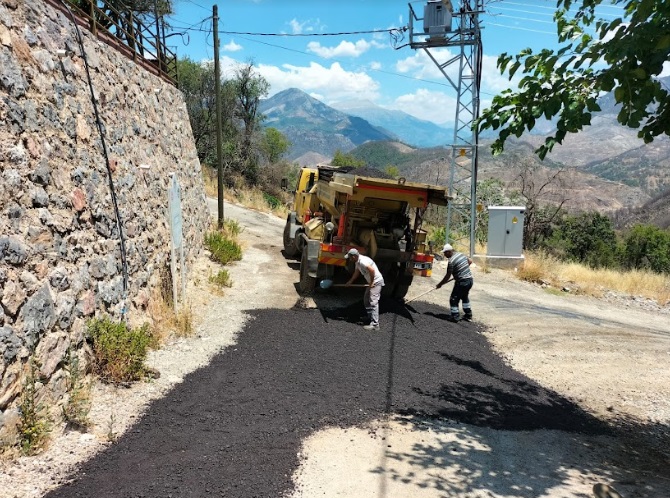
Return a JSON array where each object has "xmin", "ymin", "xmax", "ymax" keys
[{"xmin": 45, "ymin": 300, "xmax": 670, "ymax": 498}]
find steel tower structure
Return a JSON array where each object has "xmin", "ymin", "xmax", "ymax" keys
[{"xmin": 406, "ymin": 0, "xmax": 484, "ymax": 256}]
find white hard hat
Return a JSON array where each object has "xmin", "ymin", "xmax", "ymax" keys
[{"xmin": 442, "ymin": 243, "xmax": 453, "ymax": 252}]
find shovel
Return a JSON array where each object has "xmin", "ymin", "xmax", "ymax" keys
[{"xmin": 319, "ymin": 280, "xmax": 369, "ymax": 289}]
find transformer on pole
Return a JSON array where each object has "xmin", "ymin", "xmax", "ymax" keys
[{"xmin": 406, "ymin": 0, "xmax": 484, "ymax": 257}]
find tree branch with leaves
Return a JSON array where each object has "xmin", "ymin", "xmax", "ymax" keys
[{"xmin": 478, "ymin": 0, "xmax": 670, "ymax": 159}]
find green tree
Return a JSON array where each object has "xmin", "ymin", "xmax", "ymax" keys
[
  {"xmin": 331, "ymin": 150, "xmax": 365, "ymax": 168},
  {"xmin": 259, "ymin": 127, "xmax": 291, "ymax": 164},
  {"xmin": 177, "ymin": 58, "xmax": 237, "ymax": 168},
  {"xmin": 230, "ymin": 62, "xmax": 269, "ymax": 184},
  {"xmin": 620, "ymin": 224, "xmax": 670, "ymax": 273},
  {"xmin": 547, "ymin": 212, "xmax": 618, "ymax": 268},
  {"xmin": 384, "ymin": 165, "xmax": 400, "ymax": 178},
  {"xmin": 478, "ymin": 0, "xmax": 670, "ymax": 159}
]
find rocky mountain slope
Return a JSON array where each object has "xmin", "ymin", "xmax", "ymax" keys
[
  {"xmin": 330, "ymin": 99, "xmax": 454, "ymax": 148},
  {"xmin": 260, "ymin": 86, "xmax": 669, "ymax": 219},
  {"xmin": 350, "ymin": 139, "xmax": 651, "ymax": 214},
  {"xmin": 259, "ymin": 89, "xmax": 396, "ymax": 160}
]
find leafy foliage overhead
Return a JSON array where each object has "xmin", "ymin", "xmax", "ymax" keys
[{"xmin": 478, "ymin": 0, "xmax": 670, "ymax": 159}]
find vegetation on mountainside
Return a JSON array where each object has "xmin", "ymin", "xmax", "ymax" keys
[
  {"xmin": 479, "ymin": 0, "xmax": 670, "ymax": 159},
  {"xmin": 351, "ymin": 142, "xmax": 446, "ymax": 171}
]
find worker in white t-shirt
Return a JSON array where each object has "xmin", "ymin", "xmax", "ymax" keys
[{"xmin": 344, "ymin": 248, "xmax": 385, "ymax": 330}]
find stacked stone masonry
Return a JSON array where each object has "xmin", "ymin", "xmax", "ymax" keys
[{"xmin": 0, "ymin": 0, "xmax": 209, "ymax": 438}]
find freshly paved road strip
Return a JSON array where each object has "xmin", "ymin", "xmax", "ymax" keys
[{"xmin": 46, "ymin": 301, "xmax": 609, "ymax": 498}]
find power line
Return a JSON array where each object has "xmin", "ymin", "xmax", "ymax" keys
[
  {"xmin": 232, "ymin": 34, "xmax": 457, "ymax": 91},
  {"xmin": 490, "ymin": 13, "xmax": 556, "ymax": 24},
  {"xmin": 492, "ymin": 4, "xmax": 619, "ymax": 19},
  {"xmin": 166, "ymin": 23, "xmax": 404, "ymax": 37},
  {"xmin": 181, "ymin": 0, "xmax": 210, "ymax": 12},
  {"xmin": 485, "ymin": 21, "xmax": 556, "ymax": 35}
]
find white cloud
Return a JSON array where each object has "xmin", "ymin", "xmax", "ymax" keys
[
  {"xmin": 391, "ymin": 89, "xmax": 458, "ymax": 125},
  {"xmin": 307, "ymin": 39, "xmax": 373, "ymax": 58},
  {"xmin": 370, "ymin": 61, "xmax": 382, "ymax": 70},
  {"xmin": 257, "ymin": 61, "xmax": 381, "ymax": 103},
  {"xmin": 396, "ymin": 49, "xmax": 518, "ymax": 96},
  {"xmin": 660, "ymin": 61, "xmax": 670, "ymax": 78},
  {"xmin": 395, "ymin": 48, "xmax": 458, "ymax": 81},
  {"xmin": 287, "ymin": 18, "xmax": 324, "ymax": 35},
  {"xmin": 222, "ymin": 40, "xmax": 242, "ymax": 52},
  {"xmin": 480, "ymin": 53, "xmax": 516, "ymax": 93}
]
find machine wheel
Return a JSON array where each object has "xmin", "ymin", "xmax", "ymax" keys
[
  {"xmin": 295, "ymin": 229, "xmax": 306, "ymax": 253},
  {"xmin": 283, "ymin": 218, "xmax": 299, "ymax": 257},
  {"xmin": 393, "ymin": 272, "xmax": 414, "ymax": 300},
  {"xmin": 380, "ymin": 263, "xmax": 399, "ymax": 298},
  {"xmin": 299, "ymin": 249, "xmax": 316, "ymax": 294}
]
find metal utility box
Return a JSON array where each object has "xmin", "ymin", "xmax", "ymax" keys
[
  {"xmin": 487, "ymin": 206, "xmax": 525, "ymax": 257},
  {"xmin": 423, "ymin": 1, "xmax": 452, "ymax": 36}
]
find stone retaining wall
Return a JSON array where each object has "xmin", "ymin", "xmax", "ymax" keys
[{"xmin": 0, "ymin": 0, "xmax": 209, "ymax": 437}]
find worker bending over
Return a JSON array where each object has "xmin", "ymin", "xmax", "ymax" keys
[{"xmin": 344, "ymin": 248, "xmax": 385, "ymax": 330}]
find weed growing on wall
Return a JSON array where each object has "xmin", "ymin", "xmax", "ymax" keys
[
  {"xmin": 87, "ymin": 318, "xmax": 151, "ymax": 384},
  {"xmin": 61, "ymin": 348, "xmax": 91, "ymax": 430},
  {"xmin": 204, "ymin": 231, "xmax": 242, "ymax": 265},
  {"xmin": 18, "ymin": 358, "xmax": 51, "ymax": 455}
]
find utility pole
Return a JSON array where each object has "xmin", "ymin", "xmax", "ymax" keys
[
  {"xmin": 213, "ymin": 4, "xmax": 224, "ymax": 228},
  {"xmin": 406, "ymin": 0, "xmax": 484, "ymax": 257}
]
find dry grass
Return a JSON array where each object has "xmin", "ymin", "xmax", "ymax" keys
[
  {"xmin": 147, "ymin": 296, "xmax": 195, "ymax": 344},
  {"xmin": 201, "ymin": 168, "xmax": 289, "ymax": 219},
  {"xmin": 231, "ymin": 186, "xmax": 290, "ymax": 218},
  {"xmin": 202, "ymin": 167, "xmax": 217, "ymax": 198},
  {"xmin": 517, "ymin": 251, "xmax": 670, "ymax": 305}
]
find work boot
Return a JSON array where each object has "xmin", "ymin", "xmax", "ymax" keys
[
  {"xmin": 462, "ymin": 313, "xmax": 473, "ymax": 322},
  {"xmin": 363, "ymin": 324, "xmax": 380, "ymax": 331},
  {"xmin": 446, "ymin": 314, "xmax": 460, "ymax": 323}
]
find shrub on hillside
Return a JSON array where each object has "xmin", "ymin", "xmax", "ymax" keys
[
  {"xmin": 620, "ymin": 224, "xmax": 670, "ymax": 274},
  {"xmin": 544, "ymin": 212, "xmax": 618, "ymax": 268}
]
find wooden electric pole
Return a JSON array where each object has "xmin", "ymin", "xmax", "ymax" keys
[{"xmin": 213, "ymin": 4, "xmax": 224, "ymax": 228}]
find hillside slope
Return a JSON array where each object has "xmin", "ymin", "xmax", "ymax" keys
[{"xmin": 259, "ymin": 89, "xmax": 395, "ymax": 159}]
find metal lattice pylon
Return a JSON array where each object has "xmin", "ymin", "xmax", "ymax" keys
[{"xmin": 407, "ymin": 0, "xmax": 483, "ymax": 256}]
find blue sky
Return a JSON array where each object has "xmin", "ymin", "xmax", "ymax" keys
[{"xmin": 165, "ymin": 0, "xmax": 628, "ymax": 126}]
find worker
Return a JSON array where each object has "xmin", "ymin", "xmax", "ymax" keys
[
  {"xmin": 344, "ymin": 248, "xmax": 385, "ymax": 330},
  {"xmin": 436, "ymin": 243, "xmax": 473, "ymax": 322}
]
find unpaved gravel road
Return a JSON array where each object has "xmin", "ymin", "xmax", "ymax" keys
[{"xmin": 2, "ymin": 200, "xmax": 669, "ymax": 498}]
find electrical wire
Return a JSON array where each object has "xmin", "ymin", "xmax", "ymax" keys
[
  {"xmin": 58, "ymin": 0, "xmax": 130, "ymax": 317},
  {"xmin": 166, "ymin": 23, "xmax": 404, "ymax": 37},
  {"xmin": 181, "ymin": 0, "xmax": 210, "ymax": 12}
]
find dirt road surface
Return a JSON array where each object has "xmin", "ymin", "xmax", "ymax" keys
[{"xmin": 2, "ymin": 200, "xmax": 669, "ymax": 498}]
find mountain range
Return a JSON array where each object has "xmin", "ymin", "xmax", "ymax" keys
[
  {"xmin": 329, "ymin": 99, "xmax": 455, "ymax": 148},
  {"xmin": 259, "ymin": 87, "xmax": 670, "ymax": 222},
  {"xmin": 259, "ymin": 89, "xmax": 396, "ymax": 161}
]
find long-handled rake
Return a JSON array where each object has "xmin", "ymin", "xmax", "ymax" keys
[{"xmin": 404, "ymin": 278, "xmax": 452, "ymax": 303}]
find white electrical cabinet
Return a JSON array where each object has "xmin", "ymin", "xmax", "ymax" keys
[
  {"xmin": 487, "ymin": 206, "xmax": 525, "ymax": 257},
  {"xmin": 423, "ymin": 0, "xmax": 452, "ymax": 35}
]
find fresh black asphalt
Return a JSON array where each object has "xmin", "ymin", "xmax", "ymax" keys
[{"xmin": 45, "ymin": 299, "xmax": 612, "ymax": 498}]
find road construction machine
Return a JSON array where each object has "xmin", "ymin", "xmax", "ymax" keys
[{"xmin": 281, "ymin": 165, "xmax": 451, "ymax": 297}]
